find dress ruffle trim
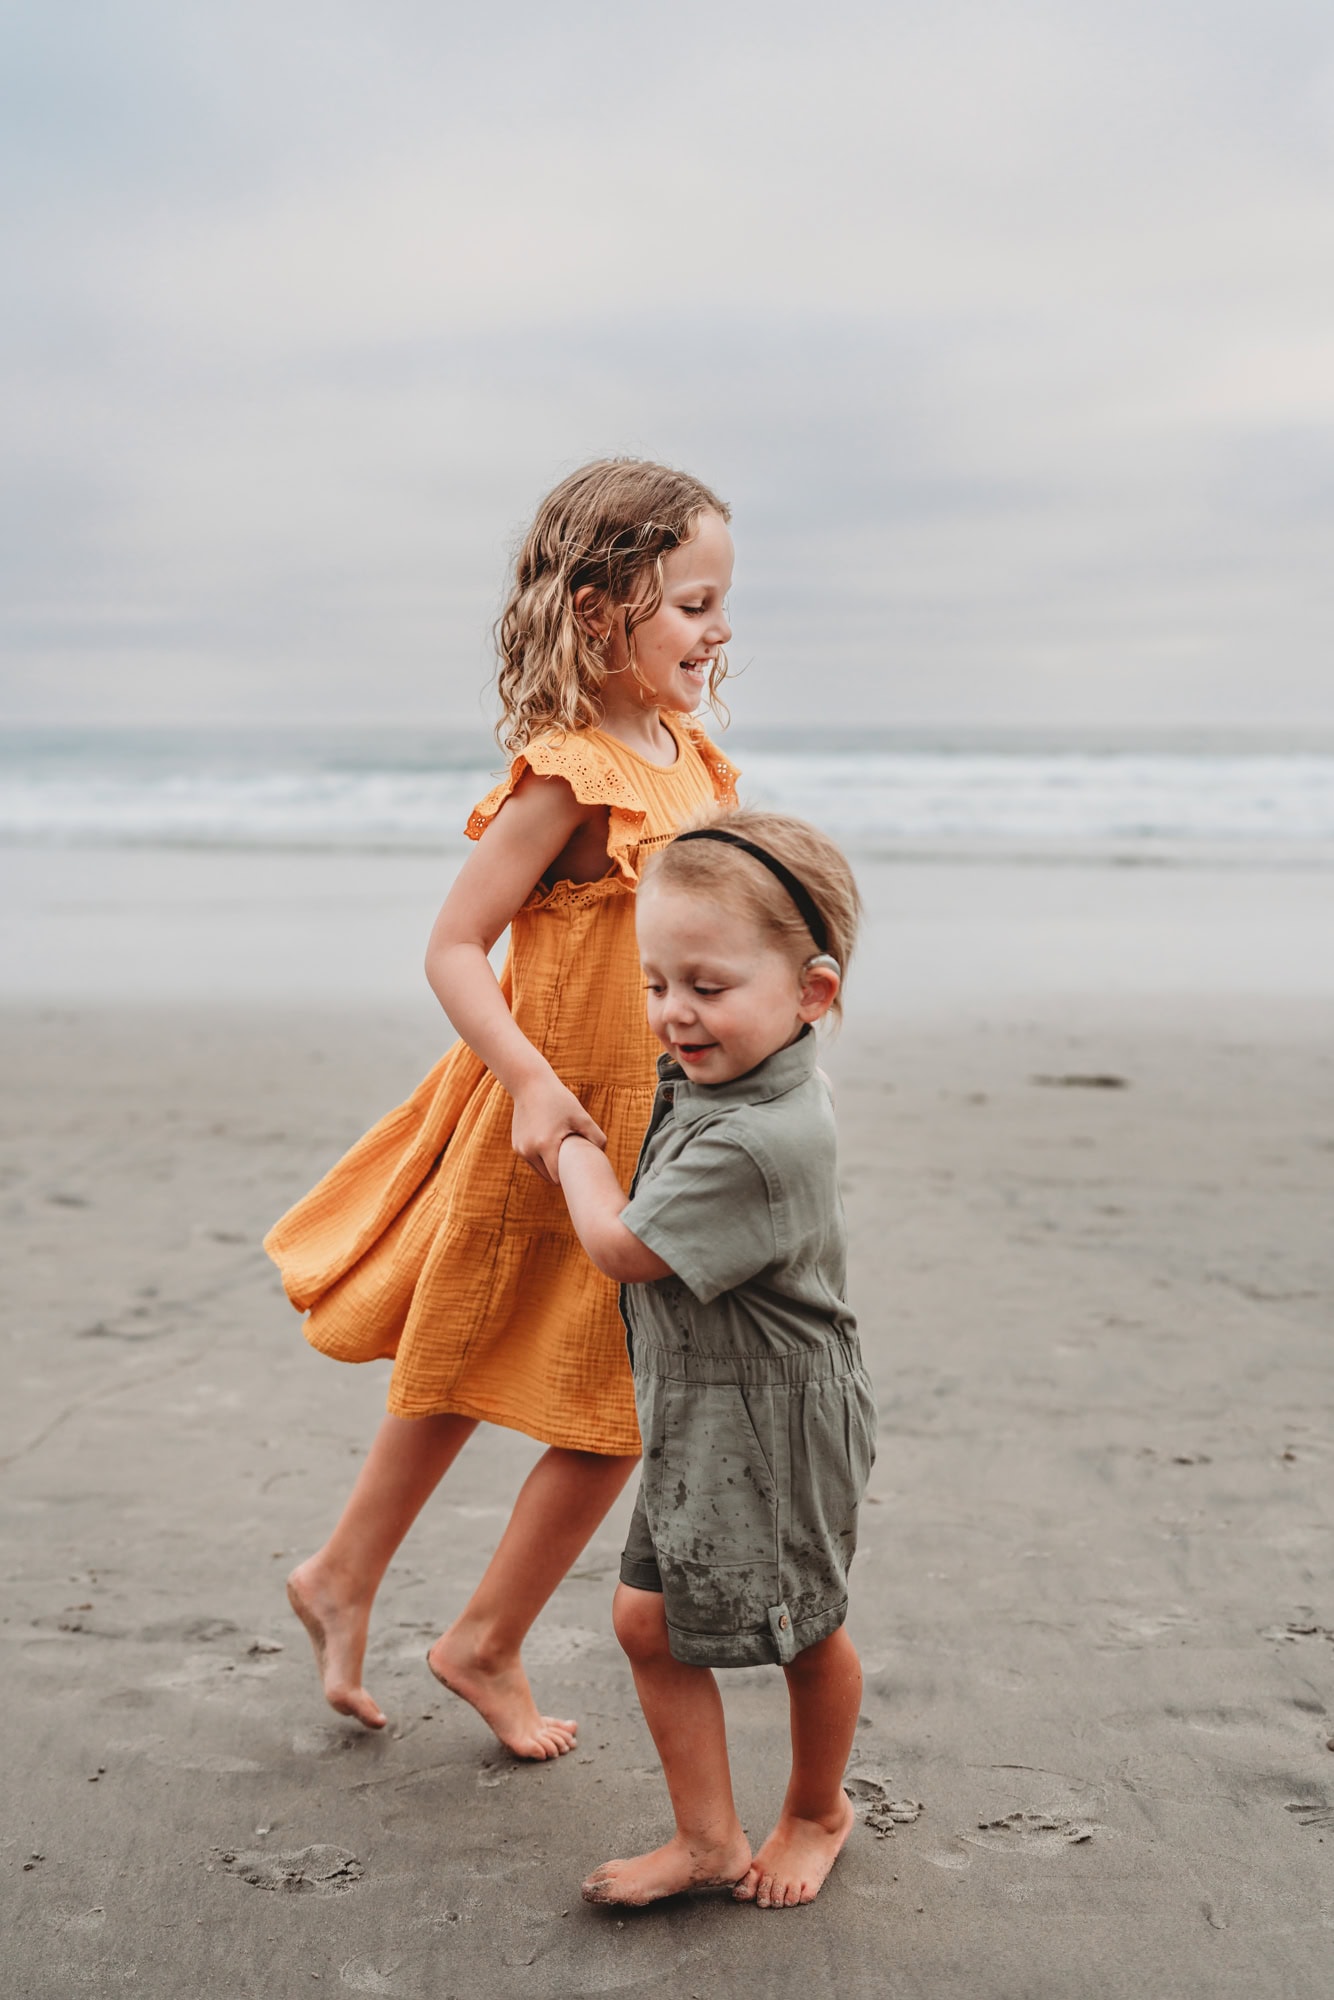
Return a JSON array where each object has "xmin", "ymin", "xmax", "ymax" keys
[{"xmin": 464, "ymin": 718, "xmax": 739, "ymax": 892}]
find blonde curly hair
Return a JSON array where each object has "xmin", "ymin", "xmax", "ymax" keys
[{"xmin": 495, "ymin": 458, "xmax": 730, "ymax": 752}]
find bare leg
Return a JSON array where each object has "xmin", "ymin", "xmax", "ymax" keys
[
  {"xmin": 581, "ymin": 1586, "xmax": 751, "ymax": 1905},
  {"xmin": 288, "ymin": 1411, "xmax": 477, "ymax": 1729},
  {"xmin": 735, "ymin": 1627, "xmax": 861, "ymax": 1908},
  {"xmin": 429, "ymin": 1446, "xmax": 639, "ymax": 1760}
]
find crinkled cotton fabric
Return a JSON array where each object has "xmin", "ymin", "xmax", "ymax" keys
[{"xmin": 263, "ymin": 716, "xmax": 738, "ymax": 1454}]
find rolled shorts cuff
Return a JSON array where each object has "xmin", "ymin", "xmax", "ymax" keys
[
  {"xmin": 666, "ymin": 1597, "xmax": 849, "ymax": 1669},
  {"xmin": 619, "ymin": 1551, "xmax": 664, "ymax": 1593}
]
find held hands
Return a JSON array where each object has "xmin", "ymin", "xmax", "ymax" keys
[{"xmin": 511, "ymin": 1073, "xmax": 606, "ymax": 1183}]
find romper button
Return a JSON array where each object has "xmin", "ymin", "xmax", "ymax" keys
[{"xmin": 779, "ymin": 1615, "xmax": 788, "ymax": 1630}]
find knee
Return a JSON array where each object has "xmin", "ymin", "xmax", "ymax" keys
[{"xmin": 612, "ymin": 1583, "xmax": 669, "ymax": 1665}]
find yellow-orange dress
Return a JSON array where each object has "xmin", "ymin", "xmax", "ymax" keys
[{"xmin": 264, "ymin": 715, "xmax": 739, "ymax": 1455}]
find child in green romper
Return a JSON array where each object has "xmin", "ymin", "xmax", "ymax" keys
[{"xmin": 558, "ymin": 808, "xmax": 876, "ymax": 1911}]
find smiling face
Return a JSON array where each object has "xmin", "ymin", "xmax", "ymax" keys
[
  {"xmin": 602, "ymin": 509, "xmax": 734, "ymax": 715},
  {"xmin": 636, "ymin": 881, "xmax": 838, "ymax": 1085}
]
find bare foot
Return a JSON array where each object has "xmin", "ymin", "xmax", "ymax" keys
[
  {"xmin": 582, "ymin": 1829, "xmax": 752, "ymax": 1907},
  {"xmin": 733, "ymin": 1795, "xmax": 855, "ymax": 1908},
  {"xmin": 286, "ymin": 1562, "xmax": 386, "ymax": 1730},
  {"xmin": 427, "ymin": 1625, "xmax": 577, "ymax": 1760}
]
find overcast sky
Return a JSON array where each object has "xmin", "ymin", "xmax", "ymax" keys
[{"xmin": 3, "ymin": 1, "xmax": 1333, "ymax": 730}]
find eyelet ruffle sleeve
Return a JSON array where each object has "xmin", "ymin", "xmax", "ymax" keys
[
  {"xmin": 465, "ymin": 719, "xmax": 738, "ymax": 890},
  {"xmin": 465, "ymin": 734, "xmax": 648, "ymax": 887},
  {"xmin": 675, "ymin": 716, "xmax": 740, "ymax": 812}
]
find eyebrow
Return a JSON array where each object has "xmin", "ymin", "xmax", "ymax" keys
[{"xmin": 642, "ymin": 960, "xmax": 732, "ymax": 979}]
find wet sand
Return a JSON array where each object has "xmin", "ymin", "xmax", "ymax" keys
[{"xmin": 4, "ymin": 858, "xmax": 1334, "ymax": 1997}]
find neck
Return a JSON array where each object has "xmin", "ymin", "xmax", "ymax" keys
[{"xmin": 594, "ymin": 688, "xmax": 680, "ymax": 763}]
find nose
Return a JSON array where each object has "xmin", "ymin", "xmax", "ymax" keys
[{"xmin": 661, "ymin": 982, "xmax": 699, "ymax": 1033}]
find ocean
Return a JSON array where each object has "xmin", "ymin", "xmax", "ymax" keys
[{"xmin": 2, "ymin": 724, "xmax": 1332, "ymax": 864}]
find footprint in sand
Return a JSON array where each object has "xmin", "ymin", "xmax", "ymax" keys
[
  {"xmin": 1285, "ymin": 1799, "xmax": 1334, "ymax": 1830},
  {"xmin": 1260, "ymin": 1618, "xmax": 1334, "ymax": 1646},
  {"xmin": 963, "ymin": 1766, "xmax": 1105, "ymax": 1851},
  {"xmin": 215, "ymin": 1844, "xmax": 364, "ymax": 1895},
  {"xmin": 964, "ymin": 1812, "xmax": 1097, "ymax": 1853},
  {"xmin": 477, "ymin": 1755, "xmax": 516, "ymax": 1789},
  {"xmin": 339, "ymin": 1961, "xmax": 399, "ymax": 1993},
  {"xmin": 140, "ymin": 1615, "xmax": 240, "ymax": 1645},
  {"xmin": 1101, "ymin": 1607, "xmax": 1196, "ymax": 1648},
  {"xmin": 844, "ymin": 1770, "xmax": 925, "ymax": 1839}
]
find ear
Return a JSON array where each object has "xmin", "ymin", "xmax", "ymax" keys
[
  {"xmin": 573, "ymin": 585, "xmax": 609, "ymax": 640},
  {"xmin": 797, "ymin": 961, "xmax": 841, "ymax": 1024}
]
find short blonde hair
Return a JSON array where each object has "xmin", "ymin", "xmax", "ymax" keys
[
  {"xmin": 643, "ymin": 807, "xmax": 861, "ymax": 1020},
  {"xmin": 495, "ymin": 458, "xmax": 730, "ymax": 752}
]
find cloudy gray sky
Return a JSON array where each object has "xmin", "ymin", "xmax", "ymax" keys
[{"xmin": 3, "ymin": 0, "xmax": 1333, "ymax": 730}]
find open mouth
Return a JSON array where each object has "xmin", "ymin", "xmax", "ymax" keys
[{"xmin": 675, "ymin": 1041, "xmax": 717, "ymax": 1062}]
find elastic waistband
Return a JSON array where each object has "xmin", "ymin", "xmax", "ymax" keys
[{"xmin": 630, "ymin": 1336, "xmax": 866, "ymax": 1388}]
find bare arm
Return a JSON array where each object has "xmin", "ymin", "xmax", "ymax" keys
[
  {"xmin": 556, "ymin": 1136, "xmax": 673, "ymax": 1283},
  {"xmin": 426, "ymin": 771, "xmax": 606, "ymax": 1182}
]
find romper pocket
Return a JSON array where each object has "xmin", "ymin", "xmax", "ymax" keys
[{"xmin": 649, "ymin": 1381, "xmax": 780, "ymax": 1570}]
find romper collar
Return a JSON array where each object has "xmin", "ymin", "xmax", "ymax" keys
[{"xmin": 656, "ymin": 1026, "xmax": 817, "ymax": 1123}]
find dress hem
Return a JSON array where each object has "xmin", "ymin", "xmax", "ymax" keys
[{"xmin": 385, "ymin": 1387, "xmax": 641, "ymax": 1458}]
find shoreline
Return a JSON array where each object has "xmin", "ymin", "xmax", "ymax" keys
[{"xmin": 5, "ymin": 845, "xmax": 1334, "ymax": 1015}]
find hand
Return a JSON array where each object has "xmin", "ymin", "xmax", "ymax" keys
[{"xmin": 511, "ymin": 1074, "xmax": 607, "ymax": 1183}]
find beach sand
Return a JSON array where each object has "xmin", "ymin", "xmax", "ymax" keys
[{"xmin": 4, "ymin": 855, "xmax": 1333, "ymax": 1997}]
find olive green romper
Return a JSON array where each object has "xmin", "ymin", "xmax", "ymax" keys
[{"xmin": 617, "ymin": 1030, "xmax": 877, "ymax": 1668}]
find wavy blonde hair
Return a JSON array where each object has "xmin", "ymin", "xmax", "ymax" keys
[{"xmin": 495, "ymin": 458, "xmax": 730, "ymax": 752}]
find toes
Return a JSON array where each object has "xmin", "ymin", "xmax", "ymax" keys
[
  {"xmin": 330, "ymin": 1688, "xmax": 386, "ymax": 1729},
  {"xmin": 516, "ymin": 1733, "xmax": 571, "ymax": 1761},
  {"xmin": 732, "ymin": 1870, "xmax": 759, "ymax": 1903}
]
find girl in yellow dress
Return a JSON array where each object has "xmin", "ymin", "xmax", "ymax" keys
[{"xmin": 265, "ymin": 459, "xmax": 738, "ymax": 1755}]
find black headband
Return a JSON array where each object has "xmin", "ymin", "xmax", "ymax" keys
[{"xmin": 671, "ymin": 828, "xmax": 830, "ymax": 956}]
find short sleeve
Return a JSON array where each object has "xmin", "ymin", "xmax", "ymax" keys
[
  {"xmin": 465, "ymin": 734, "xmax": 648, "ymax": 885},
  {"xmin": 620, "ymin": 1129, "xmax": 775, "ymax": 1303}
]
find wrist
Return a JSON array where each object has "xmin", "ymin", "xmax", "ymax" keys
[
  {"xmin": 507, "ymin": 1053, "xmax": 557, "ymax": 1100},
  {"xmin": 555, "ymin": 1130, "xmax": 590, "ymax": 1178}
]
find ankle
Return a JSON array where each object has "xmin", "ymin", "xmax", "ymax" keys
[
  {"xmin": 294, "ymin": 1549, "xmax": 375, "ymax": 1603},
  {"xmin": 782, "ymin": 1795, "xmax": 855, "ymax": 1835},
  {"xmin": 676, "ymin": 1816, "xmax": 747, "ymax": 1860},
  {"xmin": 439, "ymin": 1616, "xmax": 519, "ymax": 1676}
]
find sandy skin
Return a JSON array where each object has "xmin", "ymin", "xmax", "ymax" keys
[
  {"xmin": 582, "ymin": 1830, "xmax": 753, "ymax": 1907},
  {"xmin": 577, "ymin": 1591, "xmax": 864, "ymax": 1911},
  {"xmin": 426, "ymin": 1628, "xmax": 577, "ymax": 1761},
  {"xmin": 733, "ymin": 1794, "xmax": 857, "ymax": 1908},
  {"xmin": 286, "ymin": 1565, "xmax": 387, "ymax": 1731},
  {"xmin": 580, "ymin": 1797, "xmax": 857, "ymax": 1909}
]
